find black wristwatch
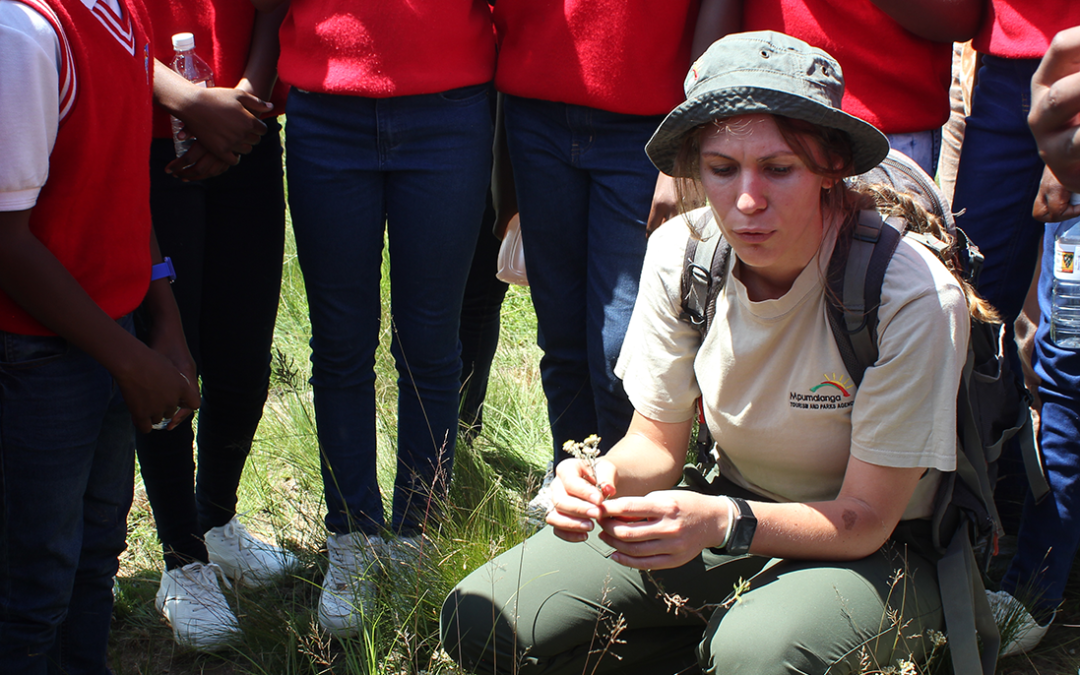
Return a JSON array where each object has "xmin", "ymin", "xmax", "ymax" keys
[{"xmin": 723, "ymin": 497, "xmax": 757, "ymax": 556}]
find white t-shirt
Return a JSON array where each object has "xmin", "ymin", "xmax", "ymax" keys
[
  {"xmin": 0, "ymin": 0, "xmax": 60, "ymax": 210},
  {"xmin": 616, "ymin": 207, "xmax": 969, "ymax": 520},
  {"xmin": 0, "ymin": 0, "xmax": 123, "ymax": 211}
]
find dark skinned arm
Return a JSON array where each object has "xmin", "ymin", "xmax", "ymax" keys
[
  {"xmin": 867, "ymin": 0, "xmax": 986, "ymax": 43},
  {"xmin": 251, "ymin": 0, "xmax": 289, "ymax": 14},
  {"xmin": 236, "ymin": 2, "xmax": 288, "ymax": 100},
  {"xmin": 0, "ymin": 209, "xmax": 199, "ymax": 432}
]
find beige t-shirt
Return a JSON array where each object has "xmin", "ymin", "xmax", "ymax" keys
[{"xmin": 616, "ymin": 208, "xmax": 969, "ymax": 520}]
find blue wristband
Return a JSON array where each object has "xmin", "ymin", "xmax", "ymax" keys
[{"xmin": 151, "ymin": 257, "xmax": 176, "ymax": 283}]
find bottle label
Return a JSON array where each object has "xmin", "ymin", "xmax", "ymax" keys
[{"xmin": 1056, "ymin": 239, "xmax": 1080, "ymax": 281}]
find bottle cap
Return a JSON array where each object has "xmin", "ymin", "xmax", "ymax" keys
[{"xmin": 172, "ymin": 32, "xmax": 195, "ymax": 52}]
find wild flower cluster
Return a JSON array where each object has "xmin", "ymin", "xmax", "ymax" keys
[{"xmin": 563, "ymin": 434, "xmax": 602, "ymax": 484}]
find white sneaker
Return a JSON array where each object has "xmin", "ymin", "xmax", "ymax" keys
[
  {"xmin": 523, "ymin": 463, "xmax": 556, "ymax": 530},
  {"xmin": 156, "ymin": 562, "xmax": 240, "ymax": 650},
  {"xmin": 986, "ymin": 589, "xmax": 1052, "ymax": 656},
  {"xmin": 318, "ymin": 532, "xmax": 385, "ymax": 637},
  {"xmin": 205, "ymin": 516, "xmax": 299, "ymax": 588}
]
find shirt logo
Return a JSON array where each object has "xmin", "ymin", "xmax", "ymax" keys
[{"xmin": 789, "ymin": 374, "xmax": 855, "ymax": 411}]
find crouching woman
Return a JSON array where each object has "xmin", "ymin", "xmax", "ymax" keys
[{"xmin": 441, "ymin": 31, "xmax": 970, "ymax": 675}]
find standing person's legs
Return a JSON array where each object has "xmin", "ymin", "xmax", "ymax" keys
[
  {"xmin": 136, "ymin": 138, "xmax": 208, "ymax": 569},
  {"xmin": 504, "ymin": 97, "xmax": 656, "ymax": 459},
  {"xmin": 57, "ymin": 379, "xmax": 135, "ymax": 674},
  {"xmin": 504, "ymin": 96, "xmax": 593, "ymax": 459},
  {"xmin": 458, "ymin": 193, "xmax": 508, "ymax": 440},
  {"xmin": 383, "ymin": 84, "xmax": 493, "ymax": 534},
  {"xmin": 195, "ymin": 120, "xmax": 286, "ymax": 533},
  {"xmin": 0, "ymin": 321, "xmax": 135, "ymax": 675},
  {"xmin": 951, "ymin": 55, "xmax": 1047, "ymax": 529},
  {"xmin": 286, "ymin": 89, "xmax": 389, "ymax": 537},
  {"xmin": 952, "ymin": 55, "xmax": 1045, "ymax": 327},
  {"xmin": 1002, "ymin": 224, "xmax": 1080, "ymax": 625},
  {"xmin": 577, "ymin": 107, "xmax": 659, "ymax": 448}
]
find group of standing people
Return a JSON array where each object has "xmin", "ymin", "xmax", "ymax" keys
[{"xmin": 3, "ymin": 1, "xmax": 1080, "ymax": 675}]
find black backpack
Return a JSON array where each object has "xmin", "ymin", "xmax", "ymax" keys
[{"xmin": 678, "ymin": 150, "xmax": 1048, "ymax": 675}]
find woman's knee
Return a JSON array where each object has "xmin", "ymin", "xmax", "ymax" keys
[
  {"xmin": 441, "ymin": 586, "xmax": 515, "ymax": 675},
  {"xmin": 699, "ymin": 558, "xmax": 942, "ymax": 675}
]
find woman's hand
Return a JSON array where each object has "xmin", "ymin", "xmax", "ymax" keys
[
  {"xmin": 595, "ymin": 491, "xmax": 730, "ymax": 570},
  {"xmin": 547, "ymin": 457, "xmax": 617, "ymax": 542}
]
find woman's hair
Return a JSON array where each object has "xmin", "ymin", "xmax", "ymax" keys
[{"xmin": 867, "ymin": 183, "xmax": 1000, "ymax": 323}]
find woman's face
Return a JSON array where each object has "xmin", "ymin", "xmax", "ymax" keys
[{"xmin": 698, "ymin": 114, "xmax": 834, "ymax": 296}]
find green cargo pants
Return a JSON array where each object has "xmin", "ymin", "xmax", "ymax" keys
[{"xmin": 441, "ymin": 523, "xmax": 944, "ymax": 675}]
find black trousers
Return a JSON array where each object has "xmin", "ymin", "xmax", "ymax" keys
[{"xmin": 136, "ymin": 123, "xmax": 286, "ymax": 569}]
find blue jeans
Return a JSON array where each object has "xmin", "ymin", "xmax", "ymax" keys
[
  {"xmin": 0, "ymin": 316, "xmax": 136, "ymax": 674},
  {"xmin": 952, "ymin": 55, "xmax": 1045, "ymax": 326},
  {"xmin": 136, "ymin": 124, "xmax": 285, "ymax": 570},
  {"xmin": 1002, "ymin": 223, "xmax": 1080, "ymax": 620},
  {"xmin": 503, "ymin": 96, "xmax": 660, "ymax": 460},
  {"xmin": 286, "ymin": 85, "xmax": 493, "ymax": 536},
  {"xmin": 886, "ymin": 129, "xmax": 941, "ymax": 178},
  {"xmin": 951, "ymin": 55, "xmax": 1047, "ymax": 531}
]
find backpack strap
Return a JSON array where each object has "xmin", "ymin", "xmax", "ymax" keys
[
  {"xmin": 1018, "ymin": 414, "xmax": 1050, "ymax": 502},
  {"xmin": 680, "ymin": 222, "xmax": 731, "ymax": 340},
  {"xmin": 938, "ymin": 520, "xmax": 1001, "ymax": 675},
  {"xmin": 679, "ymin": 212, "xmax": 730, "ymax": 467},
  {"xmin": 825, "ymin": 209, "xmax": 903, "ymax": 385}
]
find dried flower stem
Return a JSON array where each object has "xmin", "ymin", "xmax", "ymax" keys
[{"xmin": 564, "ymin": 434, "xmax": 606, "ymax": 494}]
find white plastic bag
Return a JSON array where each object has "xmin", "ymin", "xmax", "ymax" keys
[{"xmin": 496, "ymin": 214, "xmax": 528, "ymax": 286}]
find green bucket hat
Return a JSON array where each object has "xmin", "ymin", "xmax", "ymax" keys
[{"xmin": 646, "ymin": 31, "xmax": 890, "ymax": 177}]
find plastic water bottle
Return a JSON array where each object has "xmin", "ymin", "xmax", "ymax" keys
[
  {"xmin": 1051, "ymin": 193, "xmax": 1080, "ymax": 348},
  {"xmin": 169, "ymin": 32, "xmax": 215, "ymax": 157}
]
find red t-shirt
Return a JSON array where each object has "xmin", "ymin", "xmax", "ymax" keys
[
  {"xmin": 136, "ymin": 0, "xmax": 288, "ymax": 139},
  {"xmin": 0, "ymin": 0, "xmax": 153, "ymax": 335},
  {"xmin": 277, "ymin": 1, "xmax": 496, "ymax": 98},
  {"xmin": 493, "ymin": 0, "xmax": 700, "ymax": 116},
  {"xmin": 743, "ymin": 0, "xmax": 951, "ymax": 134},
  {"xmin": 973, "ymin": 0, "xmax": 1080, "ymax": 59}
]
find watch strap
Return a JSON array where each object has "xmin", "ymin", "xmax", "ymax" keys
[
  {"xmin": 723, "ymin": 497, "xmax": 757, "ymax": 556},
  {"xmin": 151, "ymin": 256, "xmax": 176, "ymax": 283}
]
